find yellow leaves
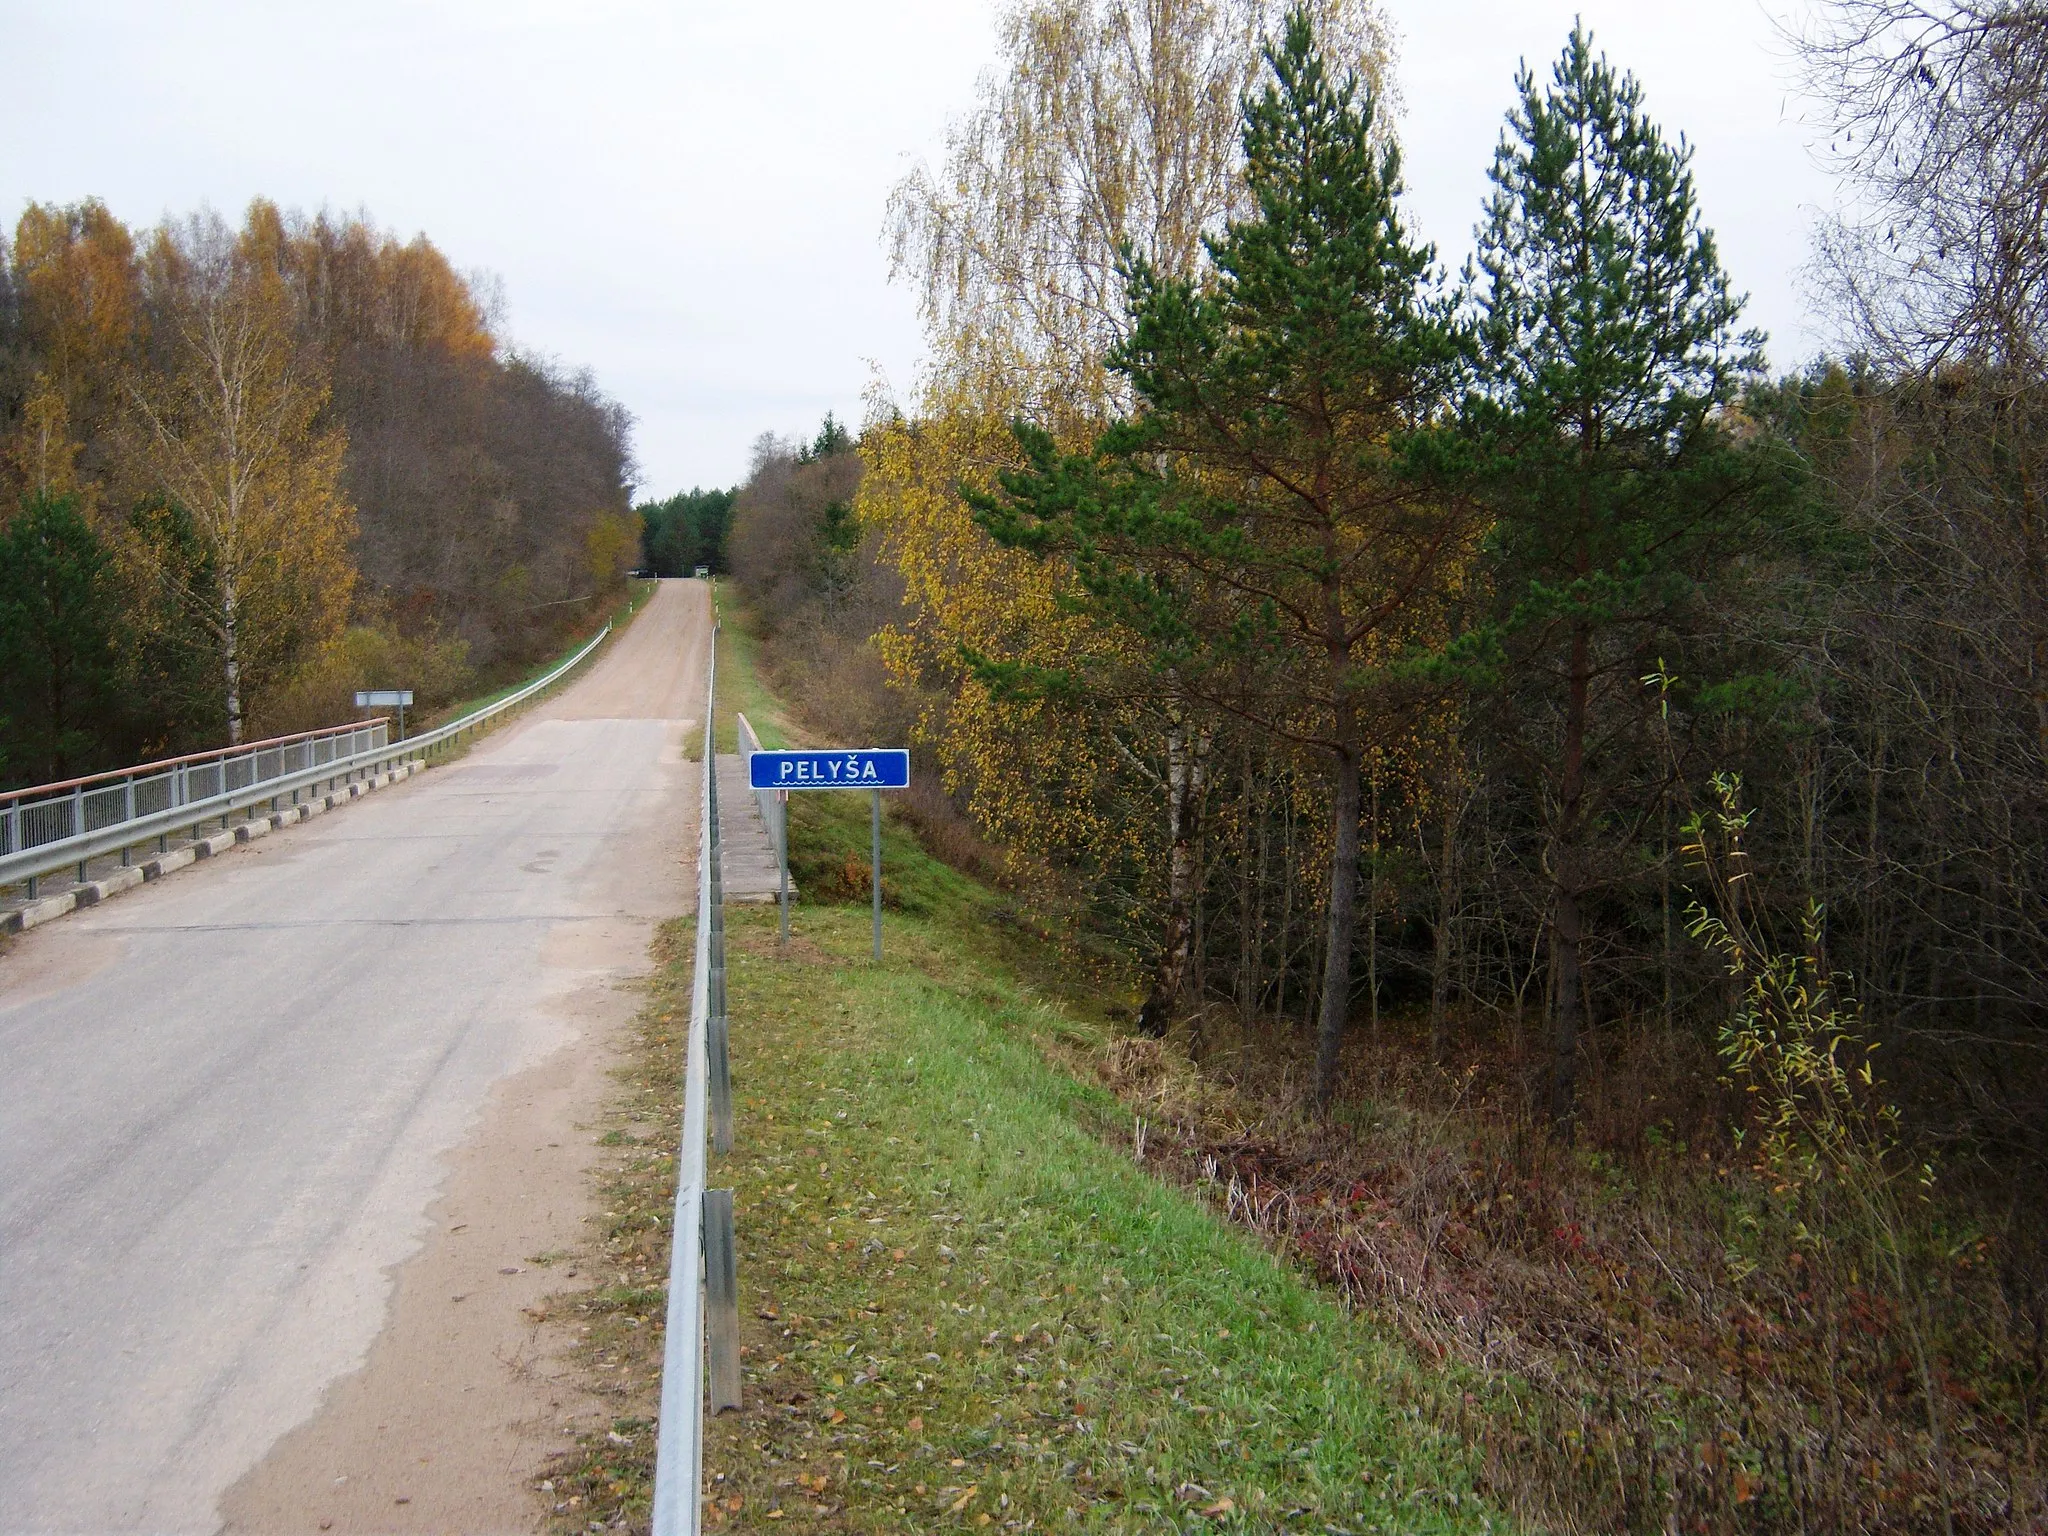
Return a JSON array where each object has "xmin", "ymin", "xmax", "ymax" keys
[
  {"xmin": 584, "ymin": 508, "xmax": 640, "ymax": 591},
  {"xmin": 3, "ymin": 376, "xmax": 86, "ymax": 506},
  {"xmin": 117, "ymin": 207, "xmax": 358, "ymax": 737},
  {"xmin": 12, "ymin": 200, "xmax": 142, "ymax": 426},
  {"xmin": 858, "ymin": 411, "xmax": 1148, "ymax": 878},
  {"xmin": 947, "ymin": 1483, "xmax": 979, "ymax": 1513}
]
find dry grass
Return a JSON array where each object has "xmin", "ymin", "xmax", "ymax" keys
[{"xmin": 1060, "ymin": 1007, "xmax": 2046, "ymax": 1534}]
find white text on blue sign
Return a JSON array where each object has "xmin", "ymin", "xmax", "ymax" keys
[{"xmin": 748, "ymin": 749, "xmax": 910, "ymax": 791}]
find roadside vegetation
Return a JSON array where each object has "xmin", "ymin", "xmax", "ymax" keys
[
  {"xmin": 0, "ymin": 199, "xmax": 639, "ymax": 786},
  {"xmin": 539, "ymin": 662, "xmax": 1512, "ymax": 1533},
  {"xmin": 711, "ymin": 4, "xmax": 2048, "ymax": 1527}
]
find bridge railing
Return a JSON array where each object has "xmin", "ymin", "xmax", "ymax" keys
[
  {"xmin": 0, "ymin": 620, "xmax": 612, "ymax": 899},
  {"xmin": 653, "ymin": 621, "xmax": 741, "ymax": 1536},
  {"xmin": 734, "ymin": 712, "xmax": 786, "ymax": 881}
]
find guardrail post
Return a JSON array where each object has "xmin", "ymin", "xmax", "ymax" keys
[
  {"xmin": 703, "ymin": 1188, "xmax": 741, "ymax": 1413},
  {"xmin": 709, "ymin": 981, "xmax": 732, "ymax": 1155},
  {"xmin": 121, "ymin": 780, "xmax": 135, "ymax": 865}
]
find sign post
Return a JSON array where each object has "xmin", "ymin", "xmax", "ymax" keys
[
  {"xmin": 747, "ymin": 749, "xmax": 910, "ymax": 960},
  {"xmin": 776, "ymin": 789, "xmax": 790, "ymax": 944},
  {"xmin": 354, "ymin": 688, "xmax": 414, "ymax": 740}
]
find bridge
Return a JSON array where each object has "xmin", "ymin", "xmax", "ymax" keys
[{"xmin": 0, "ymin": 580, "xmax": 768, "ymax": 1532}]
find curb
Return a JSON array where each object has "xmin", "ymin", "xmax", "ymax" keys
[{"xmin": 1, "ymin": 759, "xmax": 424, "ymax": 936}]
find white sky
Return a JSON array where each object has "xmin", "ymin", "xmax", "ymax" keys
[{"xmin": 5, "ymin": 0, "xmax": 1837, "ymax": 497}]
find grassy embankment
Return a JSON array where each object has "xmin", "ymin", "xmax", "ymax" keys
[{"xmin": 537, "ymin": 627, "xmax": 1510, "ymax": 1535}]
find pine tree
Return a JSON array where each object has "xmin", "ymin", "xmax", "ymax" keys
[
  {"xmin": 1468, "ymin": 26, "xmax": 1776, "ymax": 1125},
  {"xmin": 974, "ymin": 9, "xmax": 1472, "ymax": 1101},
  {"xmin": 0, "ymin": 493, "xmax": 127, "ymax": 784}
]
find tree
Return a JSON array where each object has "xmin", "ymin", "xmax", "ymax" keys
[
  {"xmin": 123, "ymin": 210, "xmax": 355, "ymax": 745},
  {"xmin": 7, "ymin": 201, "xmax": 142, "ymax": 468},
  {"xmin": 640, "ymin": 486, "xmax": 737, "ymax": 575},
  {"xmin": 1467, "ymin": 27, "xmax": 1777, "ymax": 1123},
  {"xmin": 975, "ymin": 11, "xmax": 1472, "ymax": 1100},
  {"xmin": 1793, "ymin": 1, "xmax": 2048, "ymax": 767},
  {"xmin": 0, "ymin": 493, "xmax": 127, "ymax": 784},
  {"xmin": 889, "ymin": 0, "xmax": 1393, "ymax": 427},
  {"xmin": 875, "ymin": 0, "xmax": 1398, "ymax": 1038}
]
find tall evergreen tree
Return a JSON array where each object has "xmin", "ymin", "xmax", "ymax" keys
[
  {"xmin": 0, "ymin": 493, "xmax": 127, "ymax": 784},
  {"xmin": 975, "ymin": 9, "xmax": 1472, "ymax": 1101},
  {"xmin": 1467, "ymin": 27, "xmax": 1776, "ymax": 1124}
]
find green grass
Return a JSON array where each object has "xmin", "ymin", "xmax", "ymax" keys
[
  {"xmin": 712, "ymin": 594, "xmax": 792, "ymax": 753},
  {"xmin": 540, "ymin": 606, "xmax": 1512, "ymax": 1534},
  {"xmin": 700, "ymin": 899, "xmax": 1507, "ymax": 1533}
]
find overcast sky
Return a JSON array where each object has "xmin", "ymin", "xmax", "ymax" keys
[{"xmin": 5, "ymin": 0, "xmax": 1838, "ymax": 497}]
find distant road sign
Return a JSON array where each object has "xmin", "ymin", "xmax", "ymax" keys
[
  {"xmin": 748, "ymin": 749, "xmax": 909, "ymax": 790},
  {"xmin": 354, "ymin": 690, "xmax": 413, "ymax": 707}
]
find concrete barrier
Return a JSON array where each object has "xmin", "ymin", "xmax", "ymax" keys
[
  {"xmin": 11, "ymin": 892, "xmax": 77, "ymax": 932},
  {"xmin": 76, "ymin": 867, "xmax": 146, "ymax": 906},
  {"xmin": 143, "ymin": 848, "xmax": 197, "ymax": 881}
]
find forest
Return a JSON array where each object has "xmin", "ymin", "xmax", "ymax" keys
[
  {"xmin": 637, "ymin": 486, "xmax": 736, "ymax": 578},
  {"xmin": 0, "ymin": 198, "xmax": 639, "ymax": 786},
  {"xmin": 721, "ymin": 1, "xmax": 2048, "ymax": 1530}
]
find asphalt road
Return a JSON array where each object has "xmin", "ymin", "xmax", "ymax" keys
[{"xmin": 0, "ymin": 579, "xmax": 709, "ymax": 1533}]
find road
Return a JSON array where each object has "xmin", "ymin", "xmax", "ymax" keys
[{"xmin": 0, "ymin": 579, "xmax": 709, "ymax": 1533}]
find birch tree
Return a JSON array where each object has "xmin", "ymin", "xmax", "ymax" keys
[
  {"xmin": 124, "ymin": 211, "xmax": 354, "ymax": 744},
  {"xmin": 872, "ymin": 0, "xmax": 1394, "ymax": 1033}
]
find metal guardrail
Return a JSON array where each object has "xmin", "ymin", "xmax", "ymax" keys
[
  {"xmin": 653, "ymin": 622, "xmax": 740, "ymax": 1536},
  {"xmin": 2, "ymin": 721, "xmax": 391, "ymax": 897},
  {"xmin": 735, "ymin": 712, "xmax": 787, "ymax": 880},
  {"xmin": 0, "ymin": 620, "xmax": 613, "ymax": 897}
]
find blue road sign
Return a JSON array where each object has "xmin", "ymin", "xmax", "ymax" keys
[{"xmin": 749, "ymin": 749, "xmax": 910, "ymax": 790}]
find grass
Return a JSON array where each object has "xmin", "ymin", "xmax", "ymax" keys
[
  {"xmin": 695, "ymin": 900, "xmax": 1504, "ymax": 1534},
  {"xmin": 540, "ymin": 779, "xmax": 1512, "ymax": 1535},
  {"xmin": 712, "ymin": 593, "xmax": 793, "ymax": 753},
  {"xmin": 539, "ymin": 597, "xmax": 1513, "ymax": 1533}
]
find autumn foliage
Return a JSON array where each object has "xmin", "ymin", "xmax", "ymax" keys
[
  {"xmin": 0, "ymin": 198, "xmax": 636, "ymax": 780},
  {"xmin": 715, "ymin": 2, "xmax": 2048, "ymax": 1529}
]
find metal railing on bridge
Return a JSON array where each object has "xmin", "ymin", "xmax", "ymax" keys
[
  {"xmin": 735, "ymin": 712, "xmax": 788, "ymax": 882},
  {"xmin": 0, "ymin": 620, "xmax": 612, "ymax": 900},
  {"xmin": 652, "ymin": 621, "xmax": 741, "ymax": 1536}
]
